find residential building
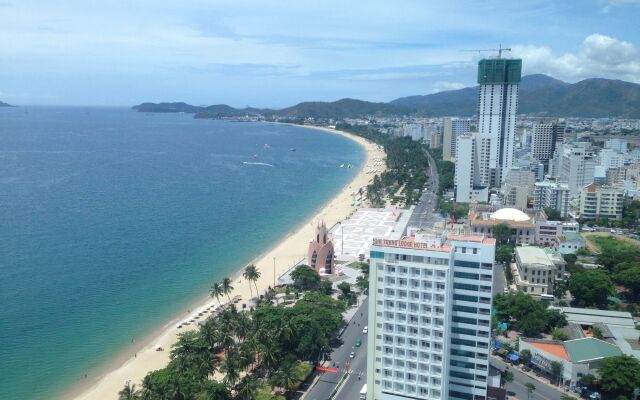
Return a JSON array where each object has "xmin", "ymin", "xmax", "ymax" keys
[
  {"xmin": 556, "ymin": 232, "xmax": 586, "ymax": 254},
  {"xmin": 550, "ymin": 143, "xmax": 596, "ymax": 196},
  {"xmin": 598, "ymin": 148, "xmax": 626, "ymax": 170},
  {"xmin": 577, "ymin": 183, "xmax": 624, "ymax": 221},
  {"xmin": 476, "ymin": 58, "xmax": 521, "ymax": 187},
  {"xmin": 367, "ymin": 230, "xmax": 496, "ymax": 400},
  {"xmin": 511, "ymin": 247, "xmax": 565, "ymax": 297},
  {"xmin": 455, "ymin": 134, "xmax": 488, "ymax": 203},
  {"xmin": 604, "ymin": 138, "xmax": 628, "ymax": 153},
  {"xmin": 534, "ymin": 180, "xmax": 571, "ymax": 218},
  {"xmin": 532, "ymin": 122, "xmax": 565, "ymax": 170},
  {"xmin": 501, "ymin": 168, "xmax": 536, "ymax": 209},
  {"xmin": 443, "ymin": 118, "xmax": 471, "ymax": 161},
  {"xmin": 430, "ymin": 130, "xmax": 442, "ymax": 149},
  {"xmin": 606, "ymin": 166, "xmax": 628, "ymax": 187}
]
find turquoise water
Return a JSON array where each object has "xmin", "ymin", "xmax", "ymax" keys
[{"xmin": 0, "ymin": 107, "xmax": 363, "ymax": 400}]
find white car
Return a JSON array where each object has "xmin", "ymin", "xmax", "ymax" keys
[
  {"xmin": 363, "ymin": 326, "xmax": 368, "ymax": 334},
  {"xmin": 349, "ymin": 351, "xmax": 355, "ymax": 358}
]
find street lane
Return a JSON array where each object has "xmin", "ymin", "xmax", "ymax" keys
[
  {"xmin": 305, "ymin": 297, "xmax": 369, "ymax": 400},
  {"xmin": 491, "ymin": 357, "xmax": 573, "ymax": 400},
  {"xmin": 408, "ymin": 147, "xmax": 441, "ymax": 229}
]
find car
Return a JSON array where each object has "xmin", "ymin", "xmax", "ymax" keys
[
  {"xmin": 349, "ymin": 351, "xmax": 355, "ymax": 358},
  {"xmin": 355, "ymin": 338, "xmax": 362, "ymax": 347},
  {"xmin": 363, "ymin": 326, "xmax": 368, "ymax": 334},
  {"xmin": 503, "ymin": 288, "xmax": 509, "ymax": 294}
]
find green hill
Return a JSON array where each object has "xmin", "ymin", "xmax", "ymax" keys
[
  {"xmin": 0, "ymin": 100, "xmax": 13, "ymax": 107},
  {"xmin": 391, "ymin": 74, "xmax": 640, "ymax": 118},
  {"xmin": 273, "ymin": 98, "xmax": 413, "ymax": 119}
]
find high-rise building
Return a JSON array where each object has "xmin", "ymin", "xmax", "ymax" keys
[
  {"xmin": 443, "ymin": 118, "xmax": 471, "ymax": 161},
  {"xmin": 532, "ymin": 122, "xmax": 565, "ymax": 169},
  {"xmin": 367, "ymin": 231, "xmax": 496, "ymax": 400},
  {"xmin": 476, "ymin": 58, "xmax": 521, "ymax": 187},
  {"xmin": 550, "ymin": 142, "xmax": 596, "ymax": 197},
  {"xmin": 455, "ymin": 58, "xmax": 521, "ymax": 202},
  {"xmin": 578, "ymin": 183, "xmax": 625, "ymax": 221},
  {"xmin": 534, "ymin": 180, "xmax": 570, "ymax": 218}
]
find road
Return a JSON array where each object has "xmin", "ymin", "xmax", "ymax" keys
[
  {"xmin": 408, "ymin": 147, "xmax": 441, "ymax": 229},
  {"xmin": 491, "ymin": 357, "xmax": 573, "ymax": 400},
  {"xmin": 493, "ymin": 262, "xmax": 507, "ymax": 296},
  {"xmin": 304, "ymin": 298, "xmax": 369, "ymax": 400}
]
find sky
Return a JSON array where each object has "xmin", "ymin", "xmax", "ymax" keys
[{"xmin": 0, "ymin": 0, "xmax": 639, "ymax": 107}]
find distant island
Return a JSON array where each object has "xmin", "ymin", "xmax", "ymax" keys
[
  {"xmin": 0, "ymin": 100, "xmax": 13, "ymax": 107},
  {"xmin": 133, "ymin": 74, "xmax": 640, "ymax": 119}
]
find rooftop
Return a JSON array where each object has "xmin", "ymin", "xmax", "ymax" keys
[
  {"xmin": 516, "ymin": 246, "xmax": 554, "ymax": 267},
  {"xmin": 490, "ymin": 207, "xmax": 531, "ymax": 222},
  {"xmin": 527, "ymin": 340, "xmax": 569, "ymax": 360},
  {"xmin": 553, "ymin": 307, "xmax": 635, "ymax": 328},
  {"xmin": 560, "ymin": 232, "xmax": 585, "ymax": 243},
  {"xmin": 564, "ymin": 338, "xmax": 622, "ymax": 362}
]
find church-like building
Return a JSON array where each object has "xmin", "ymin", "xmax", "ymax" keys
[{"xmin": 307, "ymin": 220, "xmax": 335, "ymax": 275}]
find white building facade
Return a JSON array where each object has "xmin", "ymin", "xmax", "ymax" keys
[
  {"xmin": 367, "ymin": 232, "xmax": 496, "ymax": 400},
  {"xmin": 532, "ymin": 122, "xmax": 565, "ymax": 169},
  {"xmin": 443, "ymin": 118, "xmax": 472, "ymax": 162}
]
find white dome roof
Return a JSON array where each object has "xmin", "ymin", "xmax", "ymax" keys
[{"xmin": 490, "ymin": 208, "xmax": 530, "ymax": 222}]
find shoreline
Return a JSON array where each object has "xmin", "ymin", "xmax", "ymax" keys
[{"xmin": 66, "ymin": 124, "xmax": 386, "ymax": 400}]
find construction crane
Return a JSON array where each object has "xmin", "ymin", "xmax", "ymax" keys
[{"xmin": 461, "ymin": 44, "xmax": 512, "ymax": 59}]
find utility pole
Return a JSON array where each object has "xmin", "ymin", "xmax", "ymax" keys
[{"xmin": 273, "ymin": 257, "xmax": 276, "ymax": 287}]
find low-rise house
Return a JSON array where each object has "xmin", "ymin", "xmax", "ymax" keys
[
  {"xmin": 511, "ymin": 247, "xmax": 565, "ymax": 297},
  {"xmin": 556, "ymin": 232, "xmax": 586, "ymax": 254}
]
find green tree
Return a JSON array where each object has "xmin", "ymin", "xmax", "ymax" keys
[
  {"xmin": 290, "ymin": 265, "xmax": 321, "ymax": 290},
  {"xmin": 501, "ymin": 370, "xmax": 514, "ymax": 387},
  {"xmin": 552, "ymin": 328, "xmax": 569, "ymax": 341},
  {"xmin": 320, "ymin": 280, "xmax": 333, "ymax": 295},
  {"xmin": 242, "ymin": 264, "xmax": 260, "ymax": 298},
  {"xmin": 337, "ymin": 282, "xmax": 357, "ymax": 306},
  {"xmin": 599, "ymin": 355, "xmax": 640, "ymax": 399},
  {"xmin": 550, "ymin": 361, "xmax": 563, "ymax": 385},
  {"xmin": 235, "ymin": 376, "xmax": 259, "ymax": 400},
  {"xmin": 221, "ymin": 353, "xmax": 240, "ymax": 388},
  {"xmin": 210, "ymin": 282, "xmax": 224, "ymax": 305},
  {"xmin": 525, "ymin": 382, "xmax": 536, "ymax": 400},
  {"xmin": 591, "ymin": 325, "xmax": 604, "ymax": 339},
  {"xmin": 118, "ymin": 382, "xmax": 141, "ymax": 400},
  {"xmin": 270, "ymin": 358, "xmax": 299, "ymax": 392},
  {"xmin": 356, "ymin": 275, "xmax": 369, "ymax": 292},
  {"xmin": 579, "ymin": 374, "xmax": 597, "ymax": 388},
  {"xmin": 614, "ymin": 265, "xmax": 640, "ymax": 301},
  {"xmin": 221, "ymin": 277, "xmax": 234, "ymax": 303},
  {"xmin": 569, "ymin": 270, "xmax": 615, "ymax": 308},
  {"xmin": 545, "ymin": 207, "xmax": 562, "ymax": 221},
  {"xmin": 496, "ymin": 245, "xmax": 514, "ymax": 266},
  {"xmin": 520, "ymin": 349, "xmax": 532, "ymax": 366},
  {"xmin": 196, "ymin": 381, "xmax": 230, "ymax": 400},
  {"xmin": 493, "ymin": 223, "xmax": 512, "ymax": 245}
]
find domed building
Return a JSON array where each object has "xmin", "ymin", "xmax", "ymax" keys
[
  {"xmin": 307, "ymin": 220, "xmax": 335, "ymax": 275},
  {"xmin": 469, "ymin": 206, "xmax": 539, "ymax": 245}
]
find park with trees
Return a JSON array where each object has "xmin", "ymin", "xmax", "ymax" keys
[{"xmin": 118, "ymin": 264, "xmax": 355, "ymax": 400}]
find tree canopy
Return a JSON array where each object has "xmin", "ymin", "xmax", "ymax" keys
[
  {"xmin": 569, "ymin": 270, "xmax": 615, "ymax": 308},
  {"xmin": 599, "ymin": 355, "xmax": 640, "ymax": 399},
  {"xmin": 493, "ymin": 292, "xmax": 566, "ymax": 337},
  {"xmin": 290, "ymin": 265, "xmax": 321, "ymax": 290}
]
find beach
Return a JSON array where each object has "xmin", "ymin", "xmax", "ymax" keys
[{"xmin": 69, "ymin": 126, "xmax": 386, "ymax": 400}]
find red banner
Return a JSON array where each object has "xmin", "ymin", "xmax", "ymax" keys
[{"xmin": 315, "ymin": 366, "xmax": 339, "ymax": 373}]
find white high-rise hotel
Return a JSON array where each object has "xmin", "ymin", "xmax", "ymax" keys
[
  {"xmin": 455, "ymin": 58, "xmax": 522, "ymax": 203},
  {"xmin": 367, "ymin": 231, "xmax": 496, "ymax": 400}
]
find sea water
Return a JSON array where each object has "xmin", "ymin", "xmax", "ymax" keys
[{"xmin": 0, "ymin": 107, "xmax": 363, "ymax": 400}]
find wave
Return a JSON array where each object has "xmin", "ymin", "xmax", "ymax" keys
[{"xmin": 242, "ymin": 161, "xmax": 274, "ymax": 167}]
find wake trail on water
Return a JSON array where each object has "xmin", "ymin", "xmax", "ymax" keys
[{"xmin": 242, "ymin": 161, "xmax": 274, "ymax": 167}]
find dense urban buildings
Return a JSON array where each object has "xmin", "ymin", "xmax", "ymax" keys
[
  {"xmin": 534, "ymin": 180, "xmax": 571, "ymax": 218},
  {"xmin": 367, "ymin": 230, "xmax": 496, "ymax": 400},
  {"xmin": 531, "ymin": 121, "xmax": 565, "ymax": 170},
  {"xmin": 577, "ymin": 183, "xmax": 625, "ymax": 221}
]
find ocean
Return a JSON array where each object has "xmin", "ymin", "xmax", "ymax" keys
[{"xmin": 0, "ymin": 107, "xmax": 363, "ymax": 400}]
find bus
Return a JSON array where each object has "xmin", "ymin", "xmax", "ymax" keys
[{"xmin": 360, "ymin": 384, "xmax": 367, "ymax": 399}]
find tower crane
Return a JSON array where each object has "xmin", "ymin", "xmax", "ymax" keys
[{"xmin": 461, "ymin": 44, "xmax": 512, "ymax": 58}]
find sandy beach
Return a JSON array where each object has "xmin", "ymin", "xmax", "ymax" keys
[{"xmin": 68, "ymin": 125, "xmax": 386, "ymax": 400}]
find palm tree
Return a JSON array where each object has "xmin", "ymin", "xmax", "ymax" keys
[
  {"xmin": 243, "ymin": 265, "xmax": 261, "ymax": 298},
  {"xmin": 260, "ymin": 338, "xmax": 280, "ymax": 377},
  {"xmin": 210, "ymin": 282, "xmax": 224, "ymax": 305},
  {"xmin": 236, "ymin": 376, "xmax": 259, "ymax": 400},
  {"xmin": 221, "ymin": 277, "xmax": 234, "ymax": 303},
  {"xmin": 200, "ymin": 319, "xmax": 221, "ymax": 351},
  {"xmin": 270, "ymin": 360, "xmax": 298, "ymax": 393},
  {"xmin": 222, "ymin": 354, "xmax": 240, "ymax": 388},
  {"xmin": 500, "ymin": 370, "xmax": 513, "ymax": 388},
  {"xmin": 550, "ymin": 361, "xmax": 563, "ymax": 386},
  {"xmin": 118, "ymin": 382, "xmax": 141, "ymax": 400},
  {"xmin": 525, "ymin": 382, "xmax": 536, "ymax": 400}
]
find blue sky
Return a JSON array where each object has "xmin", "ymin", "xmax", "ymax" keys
[{"xmin": 0, "ymin": 0, "xmax": 639, "ymax": 107}]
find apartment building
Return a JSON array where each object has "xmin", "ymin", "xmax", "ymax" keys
[
  {"xmin": 577, "ymin": 183, "xmax": 625, "ymax": 221},
  {"xmin": 367, "ymin": 231, "xmax": 496, "ymax": 400}
]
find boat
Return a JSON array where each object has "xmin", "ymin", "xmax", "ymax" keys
[
  {"xmin": 340, "ymin": 164, "xmax": 345, "ymax": 168},
  {"xmin": 289, "ymin": 148, "xmax": 296, "ymax": 151}
]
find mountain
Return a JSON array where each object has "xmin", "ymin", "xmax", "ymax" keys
[
  {"xmin": 134, "ymin": 98, "xmax": 412, "ymax": 119},
  {"xmin": 132, "ymin": 102, "xmax": 204, "ymax": 113},
  {"xmin": 0, "ymin": 100, "xmax": 12, "ymax": 107},
  {"xmin": 391, "ymin": 74, "xmax": 640, "ymax": 118},
  {"xmin": 274, "ymin": 98, "xmax": 412, "ymax": 119}
]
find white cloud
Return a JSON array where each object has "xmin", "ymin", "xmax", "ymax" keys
[
  {"xmin": 512, "ymin": 34, "xmax": 640, "ymax": 83},
  {"xmin": 600, "ymin": 0, "xmax": 640, "ymax": 13},
  {"xmin": 431, "ymin": 81, "xmax": 466, "ymax": 93}
]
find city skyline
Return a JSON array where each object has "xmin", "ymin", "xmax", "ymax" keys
[{"xmin": 0, "ymin": 0, "xmax": 639, "ymax": 106}]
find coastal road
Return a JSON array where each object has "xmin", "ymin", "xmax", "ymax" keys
[
  {"xmin": 408, "ymin": 147, "xmax": 441, "ymax": 229},
  {"xmin": 491, "ymin": 357, "xmax": 572, "ymax": 400},
  {"xmin": 304, "ymin": 298, "xmax": 369, "ymax": 400}
]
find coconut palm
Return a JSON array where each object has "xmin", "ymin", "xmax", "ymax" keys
[
  {"xmin": 210, "ymin": 282, "xmax": 224, "ymax": 305},
  {"xmin": 260, "ymin": 338, "xmax": 280, "ymax": 377},
  {"xmin": 236, "ymin": 376, "xmax": 259, "ymax": 400},
  {"xmin": 270, "ymin": 359, "xmax": 298, "ymax": 393},
  {"xmin": 200, "ymin": 319, "xmax": 221, "ymax": 351},
  {"xmin": 118, "ymin": 382, "xmax": 141, "ymax": 400},
  {"xmin": 221, "ymin": 277, "xmax": 234, "ymax": 303},
  {"xmin": 242, "ymin": 265, "xmax": 260, "ymax": 298},
  {"xmin": 222, "ymin": 354, "xmax": 241, "ymax": 388}
]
